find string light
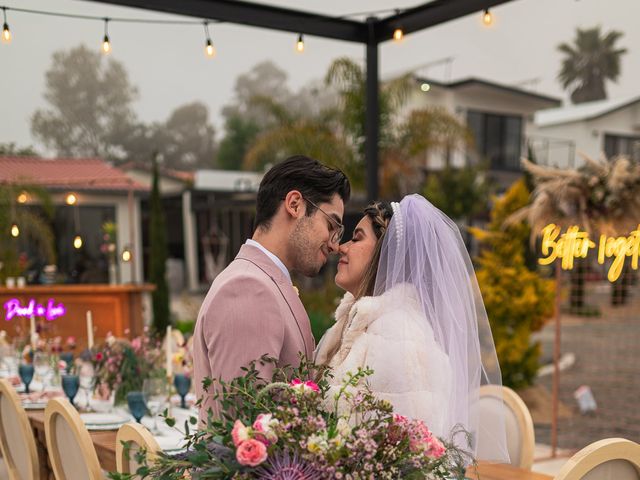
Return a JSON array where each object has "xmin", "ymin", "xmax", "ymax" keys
[
  {"xmin": 10, "ymin": 223, "xmax": 19, "ymax": 237},
  {"xmin": 65, "ymin": 193, "xmax": 77, "ymax": 205},
  {"xmin": 121, "ymin": 246, "xmax": 132, "ymax": 262},
  {"xmin": 482, "ymin": 9, "xmax": 493, "ymax": 26},
  {"xmin": 17, "ymin": 191, "xmax": 28, "ymax": 203},
  {"xmin": 296, "ymin": 33, "xmax": 304, "ymax": 52},
  {"xmin": 393, "ymin": 28, "xmax": 403, "ymax": 41},
  {"xmin": 2, "ymin": 7, "xmax": 10, "ymax": 43},
  {"xmin": 73, "ymin": 235, "xmax": 83, "ymax": 249},
  {"xmin": 420, "ymin": 82, "xmax": 431, "ymax": 92},
  {"xmin": 102, "ymin": 18, "xmax": 111, "ymax": 54},
  {"xmin": 203, "ymin": 22, "xmax": 215, "ymax": 57}
]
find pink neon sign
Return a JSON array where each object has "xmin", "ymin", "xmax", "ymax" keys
[{"xmin": 3, "ymin": 298, "xmax": 67, "ymax": 322}]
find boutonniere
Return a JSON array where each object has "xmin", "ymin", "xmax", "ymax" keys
[{"xmin": 292, "ymin": 285, "xmax": 299, "ymax": 297}]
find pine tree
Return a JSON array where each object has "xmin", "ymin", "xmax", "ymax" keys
[
  {"xmin": 471, "ymin": 179, "xmax": 555, "ymax": 389},
  {"xmin": 149, "ymin": 155, "xmax": 170, "ymax": 333}
]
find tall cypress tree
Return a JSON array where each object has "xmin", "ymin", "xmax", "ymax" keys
[{"xmin": 150, "ymin": 155, "xmax": 170, "ymax": 333}]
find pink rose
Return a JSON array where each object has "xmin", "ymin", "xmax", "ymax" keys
[
  {"xmin": 252, "ymin": 413, "xmax": 279, "ymax": 445},
  {"xmin": 235, "ymin": 439, "xmax": 267, "ymax": 467},
  {"xmin": 290, "ymin": 378, "xmax": 319, "ymax": 393},
  {"xmin": 131, "ymin": 337, "xmax": 142, "ymax": 350},
  {"xmin": 426, "ymin": 436, "xmax": 446, "ymax": 459},
  {"xmin": 231, "ymin": 420, "xmax": 251, "ymax": 447}
]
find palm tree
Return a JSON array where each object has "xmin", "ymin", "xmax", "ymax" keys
[
  {"xmin": 0, "ymin": 183, "xmax": 56, "ymax": 283},
  {"xmin": 558, "ymin": 26, "xmax": 627, "ymax": 104}
]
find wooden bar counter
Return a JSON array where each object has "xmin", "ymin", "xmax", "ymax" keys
[{"xmin": 0, "ymin": 284, "xmax": 154, "ymax": 345}]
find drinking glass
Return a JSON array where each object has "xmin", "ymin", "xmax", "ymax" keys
[
  {"xmin": 18, "ymin": 364, "xmax": 34, "ymax": 394},
  {"xmin": 173, "ymin": 374, "xmax": 191, "ymax": 409},
  {"xmin": 33, "ymin": 352, "xmax": 51, "ymax": 392},
  {"xmin": 59, "ymin": 352, "xmax": 74, "ymax": 373},
  {"xmin": 61, "ymin": 375, "xmax": 80, "ymax": 406},
  {"xmin": 79, "ymin": 361, "xmax": 96, "ymax": 411},
  {"xmin": 143, "ymin": 378, "xmax": 169, "ymax": 435},
  {"xmin": 127, "ymin": 391, "xmax": 147, "ymax": 423}
]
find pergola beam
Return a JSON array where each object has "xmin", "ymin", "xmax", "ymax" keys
[
  {"xmin": 375, "ymin": 0, "xmax": 516, "ymax": 42},
  {"xmin": 83, "ymin": 0, "xmax": 368, "ymax": 42}
]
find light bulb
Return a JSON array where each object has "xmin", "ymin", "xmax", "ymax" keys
[
  {"xmin": 10, "ymin": 223, "xmax": 19, "ymax": 237},
  {"xmin": 102, "ymin": 35, "xmax": 111, "ymax": 54},
  {"xmin": 122, "ymin": 247, "xmax": 132, "ymax": 262},
  {"xmin": 17, "ymin": 192, "xmax": 28, "ymax": 203},
  {"xmin": 73, "ymin": 235, "xmax": 83, "ymax": 249},
  {"xmin": 205, "ymin": 39, "xmax": 215, "ymax": 57},
  {"xmin": 393, "ymin": 28, "xmax": 403, "ymax": 42},
  {"xmin": 482, "ymin": 9, "xmax": 493, "ymax": 26},
  {"xmin": 65, "ymin": 193, "xmax": 77, "ymax": 205},
  {"xmin": 296, "ymin": 34, "xmax": 304, "ymax": 53},
  {"xmin": 2, "ymin": 23, "xmax": 10, "ymax": 44},
  {"xmin": 421, "ymin": 83, "xmax": 431, "ymax": 92}
]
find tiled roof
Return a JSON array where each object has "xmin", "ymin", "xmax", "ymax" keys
[{"xmin": 0, "ymin": 157, "xmax": 148, "ymax": 191}]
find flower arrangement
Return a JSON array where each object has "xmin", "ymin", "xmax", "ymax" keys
[
  {"xmin": 92, "ymin": 328, "xmax": 165, "ymax": 404},
  {"xmin": 109, "ymin": 357, "xmax": 473, "ymax": 480}
]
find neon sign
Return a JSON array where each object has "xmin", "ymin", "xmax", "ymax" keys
[
  {"xmin": 539, "ymin": 224, "xmax": 640, "ymax": 282},
  {"xmin": 3, "ymin": 298, "xmax": 67, "ymax": 322}
]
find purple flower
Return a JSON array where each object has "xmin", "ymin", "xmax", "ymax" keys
[{"xmin": 255, "ymin": 451, "xmax": 322, "ymax": 480}]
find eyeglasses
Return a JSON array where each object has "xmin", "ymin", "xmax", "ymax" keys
[{"xmin": 303, "ymin": 197, "xmax": 344, "ymax": 244}]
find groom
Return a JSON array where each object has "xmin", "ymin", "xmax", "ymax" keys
[{"xmin": 193, "ymin": 155, "xmax": 350, "ymax": 419}]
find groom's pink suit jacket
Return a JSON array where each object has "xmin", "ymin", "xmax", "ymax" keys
[{"xmin": 193, "ymin": 244, "xmax": 315, "ymax": 422}]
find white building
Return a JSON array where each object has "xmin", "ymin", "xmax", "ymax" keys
[
  {"xmin": 402, "ymin": 76, "xmax": 561, "ymax": 185},
  {"xmin": 532, "ymin": 95, "xmax": 640, "ymax": 168}
]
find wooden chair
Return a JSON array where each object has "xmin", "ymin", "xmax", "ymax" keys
[
  {"xmin": 555, "ymin": 438, "xmax": 640, "ymax": 480},
  {"xmin": 0, "ymin": 378, "xmax": 39, "ymax": 480},
  {"xmin": 477, "ymin": 385, "xmax": 535, "ymax": 470},
  {"xmin": 44, "ymin": 397, "xmax": 103, "ymax": 480},
  {"xmin": 116, "ymin": 422, "xmax": 161, "ymax": 474}
]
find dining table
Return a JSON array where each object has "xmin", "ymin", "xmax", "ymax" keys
[{"xmin": 25, "ymin": 407, "xmax": 554, "ymax": 480}]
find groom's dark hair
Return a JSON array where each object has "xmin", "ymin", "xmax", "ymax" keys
[{"xmin": 254, "ymin": 155, "xmax": 351, "ymax": 231}]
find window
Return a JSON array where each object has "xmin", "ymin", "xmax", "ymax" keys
[
  {"xmin": 467, "ymin": 110, "xmax": 523, "ymax": 170},
  {"xmin": 604, "ymin": 134, "xmax": 640, "ymax": 162}
]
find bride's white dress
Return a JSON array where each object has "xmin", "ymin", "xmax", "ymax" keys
[{"xmin": 314, "ymin": 283, "xmax": 452, "ymax": 437}]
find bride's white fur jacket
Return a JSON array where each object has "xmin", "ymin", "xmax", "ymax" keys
[{"xmin": 314, "ymin": 283, "xmax": 452, "ymax": 436}]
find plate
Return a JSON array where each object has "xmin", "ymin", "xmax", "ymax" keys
[
  {"xmin": 22, "ymin": 401, "xmax": 48, "ymax": 410},
  {"xmin": 80, "ymin": 412, "xmax": 130, "ymax": 430}
]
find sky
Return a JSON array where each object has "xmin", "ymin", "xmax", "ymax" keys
[{"xmin": 1, "ymin": 0, "xmax": 638, "ymax": 152}]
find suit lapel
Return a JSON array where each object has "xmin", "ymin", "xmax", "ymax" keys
[{"xmin": 236, "ymin": 245, "xmax": 315, "ymax": 359}]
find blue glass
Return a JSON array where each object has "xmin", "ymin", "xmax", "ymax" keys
[
  {"xmin": 61, "ymin": 375, "xmax": 80, "ymax": 406},
  {"xmin": 173, "ymin": 374, "xmax": 191, "ymax": 409},
  {"xmin": 127, "ymin": 391, "xmax": 147, "ymax": 423},
  {"xmin": 60, "ymin": 352, "xmax": 74, "ymax": 372},
  {"xmin": 18, "ymin": 364, "xmax": 34, "ymax": 394}
]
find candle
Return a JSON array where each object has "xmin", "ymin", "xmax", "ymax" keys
[
  {"xmin": 30, "ymin": 315, "xmax": 36, "ymax": 348},
  {"xmin": 86, "ymin": 311, "xmax": 94, "ymax": 350},
  {"xmin": 166, "ymin": 325, "xmax": 172, "ymax": 377}
]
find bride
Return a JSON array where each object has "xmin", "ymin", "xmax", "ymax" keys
[{"xmin": 315, "ymin": 194, "xmax": 509, "ymax": 461}]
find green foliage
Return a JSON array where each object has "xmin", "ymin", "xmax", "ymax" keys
[
  {"xmin": 558, "ymin": 26, "xmax": 627, "ymax": 104},
  {"xmin": 31, "ymin": 44, "xmax": 138, "ymax": 160},
  {"xmin": 217, "ymin": 115, "xmax": 260, "ymax": 170},
  {"xmin": 423, "ymin": 163, "xmax": 491, "ymax": 222},
  {"xmin": 0, "ymin": 184, "xmax": 56, "ymax": 283},
  {"xmin": 0, "ymin": 143, "xmax": 39, "ymax": 156},
  {"xmin": 149, "ymin": 157, "xmax": 170, "ymax": 333},
  {"xmin": 299, "ymin": 277, "xmax": 343, "ymax": 342},
  {"xmin": 471, "ymin": 179, "xmax": 555, "ymax": 389}
]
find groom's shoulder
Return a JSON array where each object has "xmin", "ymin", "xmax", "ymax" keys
[{"xmin": 206, "ymin": 256, "xmax": 280, "ymax": 300}]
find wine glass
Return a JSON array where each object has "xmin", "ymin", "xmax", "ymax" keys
[
  {"xmin": 143, "ymin": 378, "xmax": 169, "ymax": 435},
  {"xmin": 33, "ymin": 352, "xmax": 51, "ymax": 392},
  {"xmin": 0, "ymin": 345, "xmax": 17, "ymax": 376},
  {"xmin": 18, "ymin": 364, "xmax": 34, "ymax": 394},
  {"xmin": 127, "ymin": 391, "xmax": 146, "ymax": 423},
  {"xmin": 59, "ymin": 352, "xmax": 74, "ymax": 373},
  {"xmin": 79, "ymin": 361, "xmax": 96, "ymax": 411},
  {"xmin": 173, "ymin": 374, "xmax": 191, "ymax": 409},
  {"xmin": 61, "ymin": 375, "xmax": 80, "ymax": 406}
]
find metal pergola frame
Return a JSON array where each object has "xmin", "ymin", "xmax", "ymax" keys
[{"xmin": 84, "ymin": 0, "xmax": 517, "ymax": 200}]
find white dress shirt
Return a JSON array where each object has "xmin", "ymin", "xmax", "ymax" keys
[{"xmin": 245, "ymin": 239, "xmax": 291, "ymax": 283}]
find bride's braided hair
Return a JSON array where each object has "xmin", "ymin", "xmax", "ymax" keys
[{"xmin": 355, "ymin": 201, "xmax": 394, "ymax": 299}]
